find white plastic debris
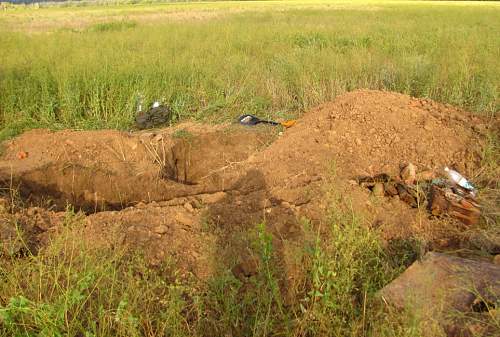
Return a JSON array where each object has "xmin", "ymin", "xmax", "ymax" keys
[{"xmin": 444, "ymin": 167, "xmax": 477, "ymax": 196}]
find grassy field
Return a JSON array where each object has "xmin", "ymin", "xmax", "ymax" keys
[
  {"xmin": 0, "ymin": 1, "xmax": 499, "ymax": 140},
  {"xmin": 0, "ymin": 205, "xmax": 429, "ymax": 337},
  {"xmin": 0, "ymin": 1, "xmax": 499, "ymax": 336}
]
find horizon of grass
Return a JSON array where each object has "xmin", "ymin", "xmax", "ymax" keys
[{"xmin": 0, "ymin": 1, "xmax": 499, "ymax": 140}]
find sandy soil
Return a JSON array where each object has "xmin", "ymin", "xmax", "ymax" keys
[{"xmin": 0, "ymin": 89, "xmax": 492, "ymax": 286}]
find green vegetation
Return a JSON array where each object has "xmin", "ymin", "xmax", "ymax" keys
[
  {"xmin": 0, "ymin": 1, "xmax": 498, "ymax": 336},
  {"xmin": 0, "ymin": 206, "xmax": 425, "ymax": 337},
  {"xmin": 87, "ymin": 20, "xmax": 138, "ymax": 32},
  {"xmin": 0, "ymin": 1, "xmax": 499, "ymax": 140}
]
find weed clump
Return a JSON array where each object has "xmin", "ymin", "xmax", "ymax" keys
[{"xmin": 88, "ymin": 20, "xmax": 137, "ymax": 32}]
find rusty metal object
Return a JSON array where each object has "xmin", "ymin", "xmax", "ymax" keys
[{"xmin": 428, "ymin": 185, "xmax": 481, "ymax": 226}]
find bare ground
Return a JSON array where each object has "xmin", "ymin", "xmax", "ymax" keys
[{"xmin": 0, "ymin": 89, "xmax": 495, "ymax": 293}]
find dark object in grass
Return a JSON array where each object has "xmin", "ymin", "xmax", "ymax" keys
[
  {"xmin": 238, "ymin": 114, "xmax": 279, "ymax": 126},
  {"xmin": 136, "ymin": 105, "xmax": 172, "ymax": 130},
  {"xmin": 238, "ymin": 114, "xmax": 297, "ymax": 128}
]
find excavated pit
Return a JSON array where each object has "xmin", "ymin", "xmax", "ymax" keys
[
  {"xmin": 0, "ymin": 89, "xmax": 494, "ymax": 282},
  {"xmin": 0, "ymin": 126, "xmax": 276, "ymax": 212}
]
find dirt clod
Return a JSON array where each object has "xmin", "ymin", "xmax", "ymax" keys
[{"xmin": 17, "ymin": 151, "xmax": 28, "ymax": 160}]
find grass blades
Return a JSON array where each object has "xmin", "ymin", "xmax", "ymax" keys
[
  {"xmin": 0, "ymin": 205, "xmax": 426, "ymax": 337},
  {"xmin": 0, "ymin": 1, "xmax": 499, "ymax": 140}
]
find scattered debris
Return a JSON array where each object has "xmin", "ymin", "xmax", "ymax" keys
[
  {"xmin": 0, "ymin": 90, "xmax": 488, "ymax": 281},
  {"xmin": 238, "ymin": 114, "xmax": 296, "ymax": 128},
  {"xmin": 379, "ymin": 252, "xmax": 500, "ymax": 337},
  {"xmin": 136, "ymin": 104, "xmax": 172, "ymax": 129},
  {"xmin": 357, "ymin": 163, "xmax": 481, "ymax": 226},
  {"xmin": 357, "ymin": 169, "xmax": 425, "ymax": 208}
]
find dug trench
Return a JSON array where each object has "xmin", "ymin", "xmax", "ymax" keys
[{"xmin": 0, "ymin": 90, "xmax": 498, "ymax": 302}]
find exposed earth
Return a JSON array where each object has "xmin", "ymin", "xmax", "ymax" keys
[{"xmin": 0, "ymin": 89, "xmax": 497, "ymax": 288}]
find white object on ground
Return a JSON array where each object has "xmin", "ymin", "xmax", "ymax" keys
[{"xmin": 444, "ymin": 167, "xmax": 476, "ymax": 196}]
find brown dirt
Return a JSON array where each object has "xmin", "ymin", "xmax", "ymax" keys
[{"xmin": 0, "ymin": 89, "xmax": 491, "ymax": 284}]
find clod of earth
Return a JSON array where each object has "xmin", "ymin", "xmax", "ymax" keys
[
  {"xmin": 400, "ymin": 162, "xmax": 416, "ymax": 185},
  {"xmin": 0, "ymin": 90, "xmax": 489, "ymax": 282},
  {"xmin": 379, "ymin": 252, "xmax": 500, "ymax": 337},
  {"xmin": 16, "ymin": 151, "xmax": 28, "ymax": 160}
]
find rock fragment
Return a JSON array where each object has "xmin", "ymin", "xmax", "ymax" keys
[
  {"xmin": 153, "ymin": 225, "xmax": 168, "ymax": 235},
  {"xmin": 400, "ymin": 163, "xmax": 416, "ymax": 184},
  {"xmin": 379, "ymin": 252, "xmax": 500, "ymax": 337}
]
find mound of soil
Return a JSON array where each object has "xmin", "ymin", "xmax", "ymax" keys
[{"xmin": 0, "ymin": 90, "xmax": 490, "ymax": 282}]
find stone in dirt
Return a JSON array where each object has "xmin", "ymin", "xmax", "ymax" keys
[
  {"xmin": 372, "ymin": 183, "xmax": 385, "ymax": 197},
  {"xmin": 379, "ymin": 252, "xmax": 500, "ymax": 337},
  {"xmin": 384, "ymin": 182, "xmax": 399, "ymax": 196},
  {"xmin": 400, "ymin": 163, "xmax": 416, "ymax": 185}
]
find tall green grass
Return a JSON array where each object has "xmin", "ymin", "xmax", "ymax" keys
[
  {"xmin": 0, "ymin": 205, "xmax": 426, "ymax": 336},
  {"xmin": 0, "ymin": 3, "xmax": 498, "ymax": 139}
]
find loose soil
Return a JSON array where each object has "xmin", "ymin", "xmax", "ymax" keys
[{"xmin": 0, "ymin": 90, "xmax": 493, "ymax": 285}]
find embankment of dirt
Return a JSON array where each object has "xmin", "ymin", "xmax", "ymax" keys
[{"xmin": 0, "ymin": 89, "xmax": 493, "ymax": 281}]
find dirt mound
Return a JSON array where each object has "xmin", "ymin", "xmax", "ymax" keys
[{"xmin": 0, "ymin": 90, "xmax": 490, "ymax": 281}]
